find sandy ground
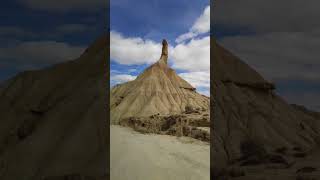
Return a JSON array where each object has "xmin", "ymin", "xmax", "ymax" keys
[{"xmin": 110, "ymin": 125, "xmax": 210, "ymax": 180}]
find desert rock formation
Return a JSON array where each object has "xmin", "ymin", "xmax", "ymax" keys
[
  {"xmin": 110, "ymin": 39, "xmax": 209, "ymax": 124},
  {"xmin": 212, "ymin": 38, "xmax": 320, "ymax": 179},
  {"xmin": 110, "ymin": 39, "xmax": 211, "ymax": 180},
  {"xmin": 0, "ymin": 35, "xmax": 108, "ymax": 180}
]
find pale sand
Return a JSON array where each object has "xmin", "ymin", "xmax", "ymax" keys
[{"xmin": 110, "ymin": 125, "xmax": 210, "ymax": 180}]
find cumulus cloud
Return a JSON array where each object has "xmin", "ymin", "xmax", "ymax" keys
[
  {"xmin": 111, "ymin": 74, "xmax": 137, "ymax": 86},
  {"xmin": 19, "ymin": 0, "xmax": 106, "ymax": 11},
  {"xmin": 111, "ymin": 32, "xmax": 209, "ymax": 72},
  {"xmin": 0, "ymin": 41, "xmax": 85, "ymax": 68},
  {"xmin": 128, "ymin": 68, "xmax": 137, "ymax": 73},
  {"xmin": 110, "ymin": 31, "xmax": 162, "ymax": 65},
  {"xmin": 172, "ymin": 36, "xmax": 210, "ymax": 72},
  {"xmin": 176, "ymin": 6, "xmax": 210, "ymax": 43},
  {"xmin": 199, "ymin": 89, "xmax": 210, "ymax": 97},
  {"xmin": 110, "ymin": 4, "xmax": 210, "ymax": 93},
  {"xmin": 110, "ymin": 32, "xmax": 210, "ymax": 92},
  {"xmin": 179, "ymin": 71, "xmax": 210, "ymax": 89}
]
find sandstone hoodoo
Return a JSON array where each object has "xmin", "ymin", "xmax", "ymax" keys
[
  {"xmin": 212, "ymin": 38, "xmax": 320, "ymax": 179},
  {"xmin": 110, "ymin": 39, "xmax": 210, "ymax": 124},
  {"xmin": 160, "ymin": 39, "xmax": 168, "ymax": 64}
]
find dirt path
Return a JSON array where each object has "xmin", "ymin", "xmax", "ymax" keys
[{"xmin": 110, "ymin": 125, "xmax": 210, "ymax": 180}]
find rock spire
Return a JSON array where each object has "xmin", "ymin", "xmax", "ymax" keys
[{"xmin": 160, "ymin": 39, "xmax": 168, "ymax": 64}]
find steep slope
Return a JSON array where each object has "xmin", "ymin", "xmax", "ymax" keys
[
  {"xmin": 212, "ymin": 39, "xmax": 320, "ymax": 178},
  {"xmin": 0, "ymin": 35, "xmax": 108, "ymax": 180},
  {"xmin": 110, "ymin": 40, "xmax": 209, "ymax": 123}
]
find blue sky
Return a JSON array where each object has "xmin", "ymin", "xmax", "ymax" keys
[
  {"xmin": 111, "ymin": 0, "xmax": 208, "ymax": 42},
  {"xmin": 213, "ymin": 0, "xmax": 320, "ymax": 111},
  {"xmin": 110, "ymin": 0, "xmax": 210, "ymax": 96},
  {"xmin": 0, "ymin": 0, "xmax": 106, "ymax": 81}
]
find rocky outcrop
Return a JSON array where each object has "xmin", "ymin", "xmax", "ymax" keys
[
  {"xmin": 160, "ymin": 39, "xmax": 168, "ymax": 64},
  {"xmin": 110, "ymin": 39, "xmax": 209, "ymax": 124},
  {"xmin": 119, "ymin": 109, "xmax": 210, "ymax": 142}
]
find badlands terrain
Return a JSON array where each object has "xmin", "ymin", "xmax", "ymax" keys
[
  {"xmin": 110, "ymin": 39, "xmax": 211, "ymax": 180},
  {"xmin": 0, "ymin": 35, "xmax": 108, "ymax": 179},
  {"xmin": 0, "ymin": 33, "xmax": 319, "ymax": 180},
  {"xmin": 212, "ymin": 38, "xmax": 320, "ymax": 180}
]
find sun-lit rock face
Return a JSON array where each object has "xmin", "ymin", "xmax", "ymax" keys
[
  {"xmin": 110, "ymin": 39, "xmax": 209, "ymax": 124},
  {"xmin": 160, "ymin": 39, "xmax": 168, "ymax": 64}
]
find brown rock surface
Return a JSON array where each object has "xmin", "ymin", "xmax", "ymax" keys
[
  {"xmin": 110, "ymin": 39, "xmax": 209, "ymax": 124},
  {"xmin": 0, "ymin": 35, "xmax": 108, "ymax": 180},
  {"xmin": 119, "ymin": 110, "xmax": 210, "ymax": 142},
  {"xmin": 212, "ymin": 38, "xmax": 320, "ymax": 179}
]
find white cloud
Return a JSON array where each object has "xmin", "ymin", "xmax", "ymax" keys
[
  {"xmin": 191, "ymin": 6, "xmax": 210, "ymax": 34},
  {"xmin": 172, "ymin": 36, "xmax": 210, "ymax": 72},
  {"xmin": 175, "ymin": 32, "xmax": 197, "ymax": 44},
  {"xmin": 111, "ymin": 31, "xmax": 210, "ymax": 72},
  {"xmin": 110, "ymin": 33, "xmax": 210, "ymax": 94},
  {"xmin": 111, "ymin": 74, "xmax": 137, "ymax": 86},
  {"xmin": 110, "ymin": 5, "xmax": 210, "ymax": 94},
  {"xmin": 179, "ymin": 71, "xmax": 210, "ymax": 89},
  {"xmin": 176, "ymin": 6, "xmax": 210, "ymax": 43},
  {"xmin": 197, "ymin": 89, "xmax": 210, "ymax": 97},
  {"xmin": 110, "ymin": 31, "xmax": 162, "ymax": 65},
  {"xmin": 128, "ymin": 68, "xmax": 137, "ymax": 73}
]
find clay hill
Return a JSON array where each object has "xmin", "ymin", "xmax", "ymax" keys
[
  {"xmin": 212, "ymin": 38, "xmax": 320, "ymax": 179},
  {"xmin": 110, "ymin": 40, "xmax": 210, "ymax": 141},
  {"xmin": 0, "ymin": 35, "xmax": 108, "ymax": 180},
  {"xmin": 109, "ymin": 40, "xmax": 210, "ymax": 180},
  {"xmin": 111, "ymin": 40, "xmax": 209, "ymax": 123},
  {"xmin": 1, "ymin": 32, "xmax": 319, "ymax": 180}
]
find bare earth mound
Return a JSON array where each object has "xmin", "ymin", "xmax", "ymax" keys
[
  {"xmin": 212, "ymin": 39, "xmax": 320, "ymax": 179},
  {"xmin": 0, "ymin": 35, "xmax": 108, "ymax": 180},
  {"xmin": 110, "ymin": 40, "xmax": 209, "ymax": 125}
]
